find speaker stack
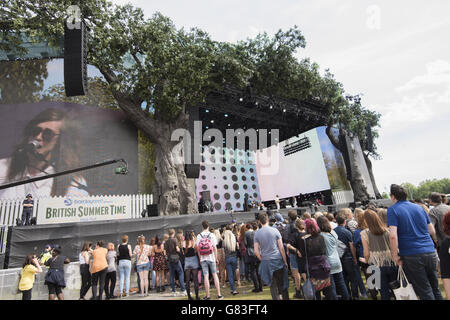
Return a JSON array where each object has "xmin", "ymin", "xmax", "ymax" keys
[
  {"xmin": 147, "ymin": 204, "xmax": 159, "ymax": 217},
  {"xmin": 64, "ymin": 20, "xmax": 88, "ymax": 97}
]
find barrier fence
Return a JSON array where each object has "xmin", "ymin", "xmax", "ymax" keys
[{"xmin": 0, "ymin": 194, "xmax": 153, "ymax": 228}]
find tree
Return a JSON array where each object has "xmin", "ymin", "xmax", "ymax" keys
[
  {"xmin": 0, "ymin": 59, "xmax": 48, "ymax": 103},
  {"xmin": 2, "ymin": 0, "xmax": 382, "ymax": 212}
]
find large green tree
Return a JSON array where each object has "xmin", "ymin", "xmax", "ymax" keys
[{"xmin": 1, "ymin": 0, "xmax": 381, "ymax": 213}]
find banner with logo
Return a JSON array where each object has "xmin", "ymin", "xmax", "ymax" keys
[{"xmin": 37, "ymin": 195, "xmax": 132, "ymax": 225}]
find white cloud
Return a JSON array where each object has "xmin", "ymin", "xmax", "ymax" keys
[
  {"xmin": 374, "ymin": 59, "xmax": 450, "ymax": 130},
  {"xmin": 396, "ymin": 60, "xmax": 450, "ymax": 92}
]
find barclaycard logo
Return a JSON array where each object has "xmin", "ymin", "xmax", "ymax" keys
[{"xmin": 64, "ymin": 198, "xmax": 73, "ymax": 206}]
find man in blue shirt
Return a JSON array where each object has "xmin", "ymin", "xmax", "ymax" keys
[{"xmin": 387, "ymin": 184, "xmax": 443, "ymax": 300}]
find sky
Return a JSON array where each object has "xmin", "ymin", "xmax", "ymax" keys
[{"xmin": 111, "ymin": 0, "xmax": 450, "ymax": 194}]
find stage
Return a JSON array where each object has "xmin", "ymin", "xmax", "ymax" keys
[{"xmin": 4, "ymin": 199, "xmax": 393, "ymax": 269}]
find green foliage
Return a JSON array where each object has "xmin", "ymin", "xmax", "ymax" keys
[
  {"xmin": 0, "ymin": 59, "xmax": 48, "ymax": 103},
  {"xmin": 401, "ymin": 178, "xmax": 450, "ymax": 200}
]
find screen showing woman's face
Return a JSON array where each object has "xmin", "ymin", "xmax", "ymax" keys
[{"xmin": 28, "ymin": 120, "xmax": 63, "ymax": 159}]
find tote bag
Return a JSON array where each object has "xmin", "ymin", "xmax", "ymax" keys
[{"xmin": 392, "ymin": 266, "xmax": 418, "ymax": 300}]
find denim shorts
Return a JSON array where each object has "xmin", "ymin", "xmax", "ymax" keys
[
  {"xmin": 289, "ymin": 253, "xmax": 298, "ymax": 270},
  {"xmin": 200, "ymin": 260, "xmax": 217, "ymax": 275},
  {"xmin": 136, "ymin": 262, "xmax": 150, "ymax": 272}
]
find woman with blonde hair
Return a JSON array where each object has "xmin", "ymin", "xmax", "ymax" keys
[
  {"xmin": 361, "ymin": 209, "xmax": 397, "ymax": 300},
  {"xmin": 376, "ymin": 208, "xmax": 388, "ymax": 227},
  {"xmin": 133, "ymin": 235, "xmax": 151, "ymax": 297},
  {"xmin": 117, "ymin": 235, "xmax": 132, "ymax": 297},
  {"xmin": 223, "ymin": 226, "xmax": 240, "ymax": 295},
  {"xmin": 353, "ymin": 210, "xmax": 371, "ymax": 299}
]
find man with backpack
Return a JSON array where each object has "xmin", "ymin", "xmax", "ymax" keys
[
  {"xmin": 283, "ymin": 210, "xmax": 303, "ymax": 298},
  {"xmin": 196, "ymin": 220, "xmax": 223, "ymax": 300}
]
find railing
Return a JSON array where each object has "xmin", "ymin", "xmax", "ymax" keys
[{"xmin": 0, "ymin": 194, "xmax": 153, "ymax": 227}]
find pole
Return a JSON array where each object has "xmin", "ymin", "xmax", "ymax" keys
[{"xmin": 0, "ymin": 159, "xmax": 127, "ymax": 191}]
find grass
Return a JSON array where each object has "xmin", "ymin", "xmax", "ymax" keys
[{"xmin": 175, "ymin": 274, "xmax": 448, "ymax": 301}]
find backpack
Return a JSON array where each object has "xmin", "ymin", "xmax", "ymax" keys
[{"xmin": 198, "ymin": 233, "xmax": 213, "ymax": 256}]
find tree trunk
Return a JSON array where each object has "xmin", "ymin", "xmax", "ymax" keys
[
  {"xmin": 326, "ymin": 126, "xmax": 370, "ymax": 203},
  {"xmin": 103, "ymin": 88, "xmax": 197, "ymax": 216},
  {"xmin": 363, "ymin": 153, "xmax": 382, "ymax": 199}
]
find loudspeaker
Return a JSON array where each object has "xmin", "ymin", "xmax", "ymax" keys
[
  {"xmin": 184, "ymin": 164, "xmax": 200, "ymax": 179},
  {"xmin": 64, "ymin": 20, "xmax": 88, "ymax": 96},
  {"xmin": 147, "ymin": 204, "xmax": 159, "ymax": 217}
]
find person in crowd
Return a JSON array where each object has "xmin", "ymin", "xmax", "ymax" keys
[
  {"xmin": 162, "ymin": 233, "xmax": 170, "ymax": 287},
  {"xmin": 415, "ymin": 199, "xmax": 430, "ymax": 214},
  {"xmin": 44, "ymin": 245, "xmax": 70, "ymax": 300},
  {"xmin": 184, "ymin": 230, "xmax": 201, "ymax": 300},
  {"xmin": 104, "ymin": 243, "xmax": 117, "ymax": 299},
  {"xmin": 302, "ymin": 212, "xmax": 312, "ymax": 220},
  {"xmin": 286, "ymin": 218, "xmax": 307, "ymax": 298},
  {"xmin": 21, "ymin": 194, "xmax": 34, "ymax": 226},
  {"xmin": 361, "ymin": 209, "xmax": 398, "ymax": 300},
  {"xmin": 165, "ymin": 228, "xmax": 187, "ymax": 297},
  {"xmin": 352, "ymin": 209, "xmax": 370, "ymax": 299},
  {"xmin": 0, "ymin": 108, "xmax": 88, "ymax": 200},
  {"xmin": 174, "ymin": 230, "xmax": 185, "ymax": 290},
  {"xmin": 334, "ymin": 212, "xmax": 360, "ymax": 300},
  {"xmin": 239, "ymin": 224, "xmax": 250, "ymax": 283},
  {"xmin": 340, "ymin": 208, "xmax": 358, "ymax": 233},
  {"xmin": 212, "ymin": 228, "xmax": 226, "ymax": 288},
  {"xmin": 236, "ymin": 224, "xmax": 246, "ymax": 285},
  {"xmin": 223, "ymin": 225, "xmax": 240, "ymax": 295},
  {"xmin": 91, "ymin": 240, "xmax": 108, "ymax": 300},
  {"xmin": 117, "ymin": 235, "xmax": 132, "ymax": 297},
  {"xmin": 280, "ymin": 210, "xmax": 300, "ymax": 298},
  {"xmin": 244, "ymin": 222, "xmax": 262, "ymax": 292},
  {"xmin": 317, "ymin": 216, "xmax": 349, "ymax": 300},
  {"xmin": 254, "ymin": 212, "xmax": 289, "ymax": 300},
  {"xmin": 377, "ymin": 208, "xmax": 388, "ymax": 227},
  {"xmin": 297, "ymin": 218, "xmax": 332, "ymax": 300},
  {"xmin": 197, "ymin": 220, "xmax": 223, "ymax": 300},
  {"xmin": 149, "ymin": 237, "xmax": 156, "ymax": 291},
  {"xmin": 19, "ymin": 254, "xmax": 42, "ymax": 300},
  {"xmin": 39, "ymin": 244, "xmax": 53, "ymax": 265},
  {"xmin": 275, "ymin": 195, "xmax": 280, "ymax": 210},
  {"xmin": 153, "ymin": 235, "xmax": 167, "ymax": 293},
  {"xmin": 79, "ymin": 241, "xmax": 92, "ymax": 300},
  {"xmin": 429, "ymin": 192, "xmax": 450, "ymax": 257},
  {"xmin": 134, "ymin": 235, "xmax": 151, "ymax": 297},
  {"xmin": 387, "ymin": 184, "xmax": 443, "ymax": 300},
  {"xmin": 440, "ymin": 211, "xmax": 450, "ymax": 300},
  {"xmin": 327, "ymin": 213, "xmax": 338, "ymax": 229}
]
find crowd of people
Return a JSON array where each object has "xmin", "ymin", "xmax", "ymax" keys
[{"xmin": 17, "ymin": 185, "xmax": 450, "ymax": 300}]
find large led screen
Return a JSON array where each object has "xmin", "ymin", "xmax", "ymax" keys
[{"xmin": 255, "ymin": 127, "xmax": 331, "ymax": 201}]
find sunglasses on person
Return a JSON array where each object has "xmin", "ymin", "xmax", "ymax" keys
[{"xmin": 29, "ymin": 126, "xmax": 60, "ymax": 142}]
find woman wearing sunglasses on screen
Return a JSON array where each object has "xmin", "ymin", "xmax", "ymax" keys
[{"xmin": 0, "ymin": 108, "xmax": 88, "ymax": 200}]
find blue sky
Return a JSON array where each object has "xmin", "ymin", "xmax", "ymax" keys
[{"xmin": 46, "ymin": 0, "xmax": 448, "ymax": 194}]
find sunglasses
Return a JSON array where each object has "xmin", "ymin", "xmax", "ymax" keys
[{"xmin": 29, "ymin": 126, "xmax": 60, "ymax": 142}]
